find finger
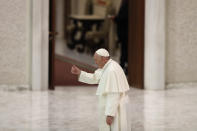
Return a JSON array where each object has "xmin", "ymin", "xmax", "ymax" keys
[
  {"xmin": 108, "ymin": 121, "xmax": 111, "ymax": 125},
  {"xmin": 106, "ymin": 118, "xmax": 111, "ymax": 125},
  {"xmin": 109, "ymin": 119, "xmax": 113, "ymax": 125},
  {"xmin": 74, "ymin": 65, "xmax": 79, "ymax": 70},
  {"xmin": 109, "ymin": 119, "xmax": 112, "ymax": 125},
  {"xmin": 71, "ymin": 67, "xmax": 74, "ymax": 72},
  {"xmin": 71, "ymin": 65, "xmax": 75, "ymax": 70},
  {"xmin": 71, "ymin": 67, "xmax": 76, "ymax": 73},
  {"xmin": 106, "ymin": 118, "xmax": 109, "ymax": 125},
  {"xmin": 107, "ymin": 120, "xmax": 109, "ymax": 125},
  {"xmin": 73, "ymin": 65, "xmax": 77, "ymax": 68}
]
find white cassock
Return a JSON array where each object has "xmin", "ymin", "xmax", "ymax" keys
[{"xmin": 78, "ymin": 59, "xmax": 130, "ymax": 131}]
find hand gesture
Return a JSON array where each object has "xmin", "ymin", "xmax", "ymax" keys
[{"xmin": 71, "ymin": 65, "xmax": 81, "ymax": 75}]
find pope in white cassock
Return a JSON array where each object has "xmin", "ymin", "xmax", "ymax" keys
[{"xmin": 71, "ymin": 48, "xmax": 130, "ymax": 131}]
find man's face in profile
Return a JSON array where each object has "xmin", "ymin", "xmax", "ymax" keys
[{"xmin": 94, "ymin": 53, "xmax": 103, "ymax": 68}]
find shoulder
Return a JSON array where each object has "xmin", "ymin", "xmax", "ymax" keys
[{"xmin": 107, "ymin": 60, "xmax": 122, "ymax": 73}]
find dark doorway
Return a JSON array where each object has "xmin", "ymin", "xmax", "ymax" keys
[{"xmin": 49, "ymin": 0, "xmax": 145, "ymax": 89}]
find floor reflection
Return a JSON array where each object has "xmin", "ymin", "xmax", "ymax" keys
[
  {"xmin": 144, "ymin": 91, "xmax": 165, "ymax": 131},
  {"xmin": 0, "ymin": 86, "xmax": 197, "ymax": 130}
]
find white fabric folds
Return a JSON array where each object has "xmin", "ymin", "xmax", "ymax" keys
[
  {"xmin": 78, "ymin": 59, "xmax": 130, "ymax": 131},
  {"xmin": 95, "ymin": 59, "xmax": 130, "ymax": 95},
  {"xmin": 78, "ymin": 59, "xmax": 130, "ymax": 95}
]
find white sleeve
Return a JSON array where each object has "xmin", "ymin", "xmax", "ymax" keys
[
  {"xmin": 78, "ymin": 70, "xmax": 101, "ymax": 84},
  {"xmin": 105, "ymin": 93, "xmax": 121, "ymax": 116}
]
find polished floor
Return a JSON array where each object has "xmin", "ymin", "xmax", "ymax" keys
[{"xmin": 0, "ymin": 86, "xmax": 197, "ymax": 131}]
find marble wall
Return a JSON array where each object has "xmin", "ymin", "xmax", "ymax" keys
[
  {"xmin": 1, "ymin": 0, "xmax": 196, "ymax": 90},
  {"xmin": 144, "ymin": 0, "xmax": 166, "ymax": 90},
  {"xmin": 166, "ymin": 0, "xmax": 197, "ymax": 83},
  {"xmin": 0, "ymin": 0, "xmax": 31, "ymax": 87}
]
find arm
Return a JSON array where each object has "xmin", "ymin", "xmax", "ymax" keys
[
  {"xmin": 105, "ymin": 93, "xmax": 121, "ymax": 125},
  {"xmin": 71, "ymin": 65, "xmax": 101, "ymax": 84},
  {"xmin": 105, "ymin": 93, "xmax": 121, "ymax": 116},
  {"xmin": 78, "ymin": 71, "xmax": 100, "ymax": 84}
]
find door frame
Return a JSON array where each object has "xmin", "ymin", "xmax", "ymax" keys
[
  {"xmin": 128, "ymin": 0, "xmax": 145, "ymax": 89},
  {"xmin": 49, "ymin": 0, "xmax": 56, "ymax": 90},
  {"xmin": 31, "ymin": 0, "xmax": 166, "ymax": 90},
  {"xmin": 31, "ymin": 0, "xmax": 49, "ymax": 90},
  {"xmin": 48, "ymin": 0, "xmax": 145, "ymax": 89},
  {"xmin": 48, "ymin": 0, "xmax": 71, "ymax": 90}
]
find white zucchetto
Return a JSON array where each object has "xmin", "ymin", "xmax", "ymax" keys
[{"xmin": 95, "ymin": 48, "xmax": 110, "ymax": 57}]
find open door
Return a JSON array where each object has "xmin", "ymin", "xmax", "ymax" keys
[
  {"xmin": 49, "ymin": 0, "xmax": 145, "ymax": 89},
  {"xmin": 128, "ymin": 0, "xmax": 145, "ymax": 89},
  {"xmin": 49, "ymin": 0, "xmax": 96, "ymax": 88},
  {"xmin": 49, "ymin": 0, "xmax": 56, "ymax": 90}
]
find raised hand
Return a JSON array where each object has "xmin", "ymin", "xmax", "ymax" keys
[{"xmin": 71, "ymin": 65, "xmax": 81, "ymax": 75}]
